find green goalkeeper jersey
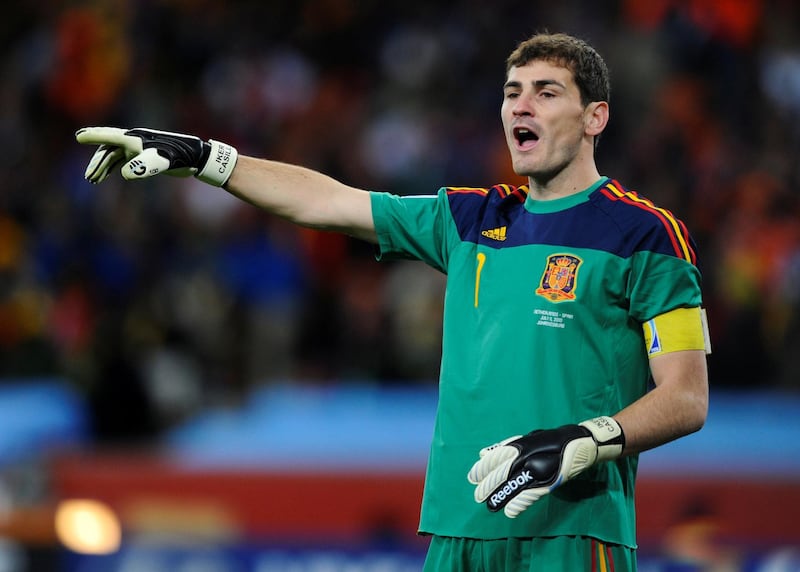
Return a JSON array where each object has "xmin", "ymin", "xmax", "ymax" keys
[{"xmin": 370, "ymin": 177, "xmax": 702, "ymax": 547}]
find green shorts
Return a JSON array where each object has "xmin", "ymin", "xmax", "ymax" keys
[{"xmin": 423, "ymin": 535, "xmax": 636, "ymax": 572}]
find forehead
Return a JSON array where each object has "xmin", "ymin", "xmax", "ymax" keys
[{"xmin": 506, "ymin": 59, "xmax": 577, "ymax": 88}]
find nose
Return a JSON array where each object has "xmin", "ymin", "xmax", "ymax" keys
[{"xmin": 511, "ymin": 94, "xmax": 533, "ymax": 117}]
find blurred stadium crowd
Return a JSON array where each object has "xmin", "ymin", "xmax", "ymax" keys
[{"xmin": 2, "ymin": 0, "xmax": 800, "ymax": 442}]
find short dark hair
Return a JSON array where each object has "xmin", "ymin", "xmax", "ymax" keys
[{"xmin": 506, "ymin": 32, "xmax": 610, "ymax": 107}]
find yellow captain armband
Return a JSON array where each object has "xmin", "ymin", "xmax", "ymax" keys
[{"xmin": 643, "ymin": 307, "xmax": 712, "ymax": 357}]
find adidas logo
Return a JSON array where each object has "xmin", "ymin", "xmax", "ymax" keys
[{"xmin": 481, "ymin": 226, "xmax": 507, "ymax": 241}]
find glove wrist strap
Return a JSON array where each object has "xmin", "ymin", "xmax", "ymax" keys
[
  {"xmin": 197, "ymin": 139, "xmax": 238, "ymax": 187},
  {"xmin": 579, "ymin": 416, "xmax": 625, "ymax": 462}
]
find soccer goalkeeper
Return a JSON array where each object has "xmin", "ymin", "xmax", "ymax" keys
[{"xmin": 76, "ymin": 32, "xmax": 710, "ymax": 572}]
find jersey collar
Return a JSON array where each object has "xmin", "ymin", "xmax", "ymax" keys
[{"xmin": 523, "ymin": 177, "xmax": 609, "ymax": 214}]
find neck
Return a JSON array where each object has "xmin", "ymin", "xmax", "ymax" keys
[{"xmin": 526, "ymin": 154, "xmax": 600, "ymax": 201}]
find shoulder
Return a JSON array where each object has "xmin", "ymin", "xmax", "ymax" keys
[
  {"xmin": 592, "ymin": 179, "xmax": 697, "ymax": 265},
  {"xmin": 445, "ymin": 184, "xmax": 528, "ymax": 204},
  {"xmin": 443, "ymin": 184, "xmax": 528, "ymax": 241},
  {"xmin": 444, "ymin": 183, "xmax": 527, "ymax": 220}
]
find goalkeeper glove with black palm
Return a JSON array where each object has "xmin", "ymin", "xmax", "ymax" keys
[
  {"xmin": 468, "ymin": 416, "xmax": 625, "ymax": 518},
  {"xmin": 75, "ymin": 127, "xmax": 238, "ymax": 187}
]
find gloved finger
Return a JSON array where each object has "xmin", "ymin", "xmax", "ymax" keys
[
  {"xmin": 76, "ymin": 127, "xmax": 144, "ymax": 154},
  {"xmin": 121, "ymin": 147, "xmax": 171, "ymax": 180},
  {"xmin": 467, "ymin": 438, "xmax": 519, "ymax": 485},
  {"xmin": 478, "ymin": 435, "xmax": 520, "ymax": 458},
  {"xmin": 85, "ymin": 145, "xmax": 124, "ymax": 183},
  {"xmin": 504, "ymin": 487, "xmax": 547, "ymax": 518},
  {"xmin": 473, "ymin": 456, "xmax": 515, "ymax": 502}
]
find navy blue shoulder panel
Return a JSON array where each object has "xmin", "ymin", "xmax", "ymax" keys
[
  {"xmin": 445, "ymin": 184, "xmax": 528, "ymax": 244},
  {"xmin": 591, "ymin": 180, "xmax": 697, "ymax": 264},
  {"xmin": 445, "ymin": 181, "xmax": 697, "ymax": 264}
]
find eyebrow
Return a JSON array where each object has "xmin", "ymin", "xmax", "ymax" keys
[{"xmin": 503, "ymin": 79, "xmax": 567, "ymax": 91}]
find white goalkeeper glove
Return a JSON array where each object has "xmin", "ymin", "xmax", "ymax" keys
[
  {"xmin": 75, "ymin": 127, "xmax": 238, "ymax": 187},
  {"xmin": 467, "ymin": 416, "xmax": 625, "ymax": 518}
]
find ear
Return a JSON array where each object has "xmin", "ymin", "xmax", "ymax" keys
[{"xmin": 584, "ymin": 101, "xmax": 609, "ymax": 137}]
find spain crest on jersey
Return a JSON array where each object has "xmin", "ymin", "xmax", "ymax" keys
[{"xmin": 535, "ymin": 253, "xmax": 582, "ymax": 302}]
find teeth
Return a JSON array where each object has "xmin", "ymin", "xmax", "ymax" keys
[{"xmin": 514, "ymin": 127, "xmax": 537, "ymax": 143}]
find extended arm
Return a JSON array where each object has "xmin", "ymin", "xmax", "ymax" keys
[
  {"xmin": 225, "ymin": 156, "xmax": 376, "ymax": 242},
  {"xmin": 75, "ymin": 127, "xmax": 377, "ymax": 243}
]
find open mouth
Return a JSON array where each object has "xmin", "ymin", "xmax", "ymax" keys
[{"xmin": 513, "ymin": 127, "xmax": 539, "ymax": 150}]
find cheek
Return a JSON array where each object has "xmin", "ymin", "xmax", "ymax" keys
[
  {"xmin": 500, "ymin": 105, "xmax": 514, "ymax": 128},
  {"xmin": 553, "ymin": 114, "xmax": 586, "ymax": 142}
]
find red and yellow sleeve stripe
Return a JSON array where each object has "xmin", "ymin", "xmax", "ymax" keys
[
  {"xmin": 446, "ymin": 186, "xmax": 489, "ymax": 196},
  {"xmin": 446, "ymin": 184, "xmax": 528, "ymax": 202},
  {"xmin": 601, "ymin": 180, "xmax": 696, "ymax": 265}
]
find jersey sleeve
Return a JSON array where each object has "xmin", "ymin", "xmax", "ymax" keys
[
  {"xmin": 627, "ymin": 237, "xmax": 703, "ymax": 323},
  {"xmin": 596, "ymin": 179, "xmax": 702, "ymax": 322},
  {"xmin": 370, "ymin": 189, "xmax": 456, "ymax": 273},
  {"xmin": 627, "ymin": 206, "xmax": 702, "ymax": 323}
]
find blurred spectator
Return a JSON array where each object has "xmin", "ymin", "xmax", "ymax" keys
[
  {"xmin": 709, "ymin": 171, "xmax": 800, "ymax": 388},
  {"xmin": 660, "ymin": 498, "xmax": 742, "ymax": 572},
  {"xmin": 382, "ymin": 261, "xmax": 446, "ymax": 382},
  {"xmin": 45, "ymin": 4, "xmax": 131, "ymax": 122}
]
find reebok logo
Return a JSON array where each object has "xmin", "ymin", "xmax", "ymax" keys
[
  {"xmin": 488, "ymin": 470, "xmax": 533, "ymax": 508},
  {"xmin": 481, "ymin": 226, "xmax": 507, "ymax": 241}
]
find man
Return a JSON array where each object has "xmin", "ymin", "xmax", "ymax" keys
[{"xmin": 76, "ymin": 32, "xmax": 709, "ymax": 571}]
